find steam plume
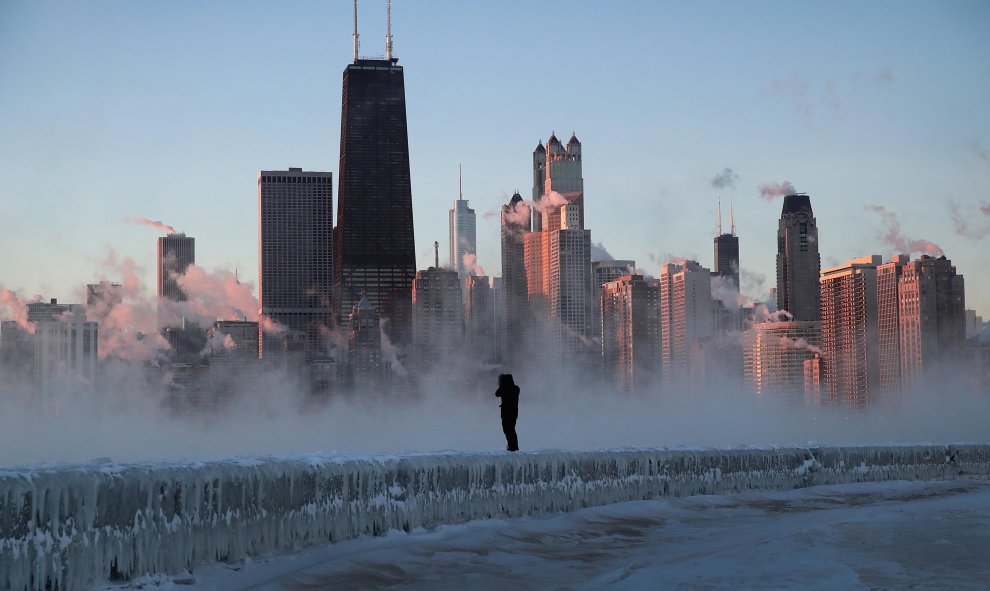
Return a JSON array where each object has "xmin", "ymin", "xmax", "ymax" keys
[
  {"xmin": 590, "ymin": 242, "xmax": 614, "ymax": 262},
  {"xmin": 758, "ymin": 181, "xmax": 796, "ymax": 200},
  {"xmin": 864, "ymin": 205, "xmax": 944, "ymax": 257},
  {"xmin": 461, "ymin": 253, "xmax": 485, "ymax": 277},
  {"xmin": 0, "ymin": 285, "xmax": 35, "ymax": 334},
  {"xmin": 950, "ymin": 200, "xmax": 990, "ymax": 240},
  {"xmin": 711, "ymin": 167, "xmax": 739, "ymax": 190},
  {"xmin": 126, "ymin": 218, "xmax": 178, "ymax": 235}
]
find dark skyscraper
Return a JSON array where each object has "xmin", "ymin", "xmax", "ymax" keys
[
  {"xmin": 258, "ymin": 168, "xmax": 333, "ymax": 360},
  {"xmin": 157, "ymin": 233, "xmax": 194, "ymax": 301},
  {"xmin": 500, "ymin": 193, "xmax": 530, "ymax": 368},
  {"xmin": 334, "ymin": 20, "xmax": 416, "ymax": 345},
  {"xmin": 776, "ymin": 194, "xmax": 821, "ymax": 321},
  {"xmin": 713, "ymin": 200, "xmax": 740, "ymax": 290}
]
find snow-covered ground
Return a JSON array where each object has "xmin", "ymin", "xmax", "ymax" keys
[{"xmin": 143, "ymin": 479, "xmax": 990, "ymax": 591}]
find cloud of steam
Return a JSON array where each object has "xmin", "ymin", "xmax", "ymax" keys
[
  {"xmin": 864, "ymin": 205, "xmax": 944, "ymax": 257},
  {"xmin": 710, "ymin": 168, "xmax": 739, "ymax": 190},
  {"xmin": 462, "ymin": 254, "xmax": 485, "ymax": 277},
  {"xmin": 758, "ymin": 181, "xmax": 796, "ymax": 200},
  {"xmin": 970, "ymin": 140, "xmax": 990, "ymax": 164},
  {"xmin": 777, "ymin": 335, "xmax": 821, "ymax": 355},
  {"xmin": 590, "ymin": 242, "xmax": 614, "ymax": 262},
  {"xmin": 0, "ymin": 285, "xmax": 35, "ymax": 334},
  {"xmin": 174, "ymin": 265, "xmax": 258, "ymax": 324},
  {"xmin": 126, "ymin": 218, "xmax": 178, "ymax": 235},
  {"xmin": 950, "ymin": 200, "xmax": 990, "ymax": 240},
  {"xmin": 710, "ymin": 275, "xmax": 748, "ymax": 310}
]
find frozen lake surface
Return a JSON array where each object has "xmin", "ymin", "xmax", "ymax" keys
[{"xmin": 139, "ymin": 479, "xmax": 990, "ymax": 591}]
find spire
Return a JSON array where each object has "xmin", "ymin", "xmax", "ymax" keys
[
  {"xmin": 568, "ymin": 131, "xmax": 580, "ymax": 144},
  {"xmin": 458, "ymin": 163, "xmax": 463, "ymax": 201},
  {"xmin": 716, "ymin": 198, "xmax": 722, "ymax": 236},
  {"xmin": 385, "ymin": 0, "xmax": 393, "ymax": 62},
  {"xmin": 730, "ymin": 196, "xmax": 736, "ymax": 236},
  {"xmin": 434, "ymin": 240, "xmax": 439, "ymax": 269},
  {"xmin": 352, "ymin": 0, "xmax": 359, "ymax": 63}
]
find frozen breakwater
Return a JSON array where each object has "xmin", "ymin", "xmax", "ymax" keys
[{"xmin": 2, "ymin": 445, "xmax": 989, "ymax": 590}]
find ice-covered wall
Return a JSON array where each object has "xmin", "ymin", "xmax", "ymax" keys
[{"xmin": 2, "ymin": 445, "xmax": 988, "ymax": 591}]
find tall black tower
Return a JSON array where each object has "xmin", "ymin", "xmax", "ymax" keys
[
  {"xmin": 713, "ymin": 199, "xmax": 740, "ymax": 289},
  {"xmin": 334, "ymin": 7, "xmax": 416, "ymax": 346},
  {"xmin": 776, "ymin": 194, "xmax": 821, "ymax": 321}
]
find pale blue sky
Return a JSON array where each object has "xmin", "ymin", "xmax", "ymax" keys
[{"xmin": 1, "ymin": 1, "xmax": 988, "ymax": 313}]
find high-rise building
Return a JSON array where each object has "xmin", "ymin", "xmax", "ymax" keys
[
  {"xmin": 207, "ymin": 320, "xmax": 260, "ymax": 360},
  {"xmin": 465, "ymin": 275, "xmax": 495, "ymax": 364},
  {"xmin": 820, "ymin": 255, "xmax": 882, "ymax": 408},
  {"xmin": 27, "ymin": 299, "xmax": 74, "ymax": 323},
  {"xmin": 490, "ymin": 276, "xmax": 505, "ymax": 365},
  {"xmin": 776, "ymin": 194, "xmax": 821, "ymax": 321},
  {"xmin": 157, "ymin": 234, "xmax": 195, "ymax": 302},
  {"xmin": 601, "ymin": 274, "xmax": 660, "ymax": 392},
  {"xmin": 659, "ymin": 260, "xmax": 713, "ymax": 385},
  {"xmin": 876, "ymin": 255, "xmax": 910, "ymax": 398},
  {"xmin": 713, "ymin": 200, "xmax": 740, "ymax": 290},
  {"xmin": 258, "ymin": 168, "xmax": 333, "ymax": 361},
  {"xmin": 33, "ymin": 305, "xmax": 98, "ymax": 397},
  {"xmin": 545, "ymin": 204, "xmax": 592, "ymax": 366},
  {"xmin": 591, "ymin": 260, "xmax": 636, "ymax": 345},
  {"xmin": 500, "ymin": 193, "xmax": 530, "ymax": 368},
  {"xmin": 411, "ymin": 261, "xmax": 463, "ymax": 368},
  {"xmin": 744, "ymin": 320, "xmax": 821, "ymax": 402},
  {"xmin": 897, "ymin": 255, "xmax": 965, "ymax": 390},
  {"xmin": 449, "ymin": 167, "xmax": 476, "ymax": 286},
  {"xmin": 533, "ymin": 132, "xmax": 584, "ymax": 231},
  {"xmin": 347, "ymin": 295, "xmax": 383, "ymax": 392},
  {"xmin": 334, "ymin": 34, "xmax": 416, "ymax": 345}
]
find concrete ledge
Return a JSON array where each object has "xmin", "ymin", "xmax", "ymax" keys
[{"xmin": 2, "ymin": 444, "xmax": 988, "ymax": 591}]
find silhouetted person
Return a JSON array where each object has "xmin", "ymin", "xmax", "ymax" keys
[{"xmin": 496, "ymin": 373, "xmax": 519, "ymax": 451}]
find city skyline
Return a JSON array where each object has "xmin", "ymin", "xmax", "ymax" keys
[{"xmin": 1, "ymin": 1, "xmax": 989, "ymax": 315}]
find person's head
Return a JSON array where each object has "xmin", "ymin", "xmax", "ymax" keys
[{"xmin": 498, "ymin": 373, "xmax": 515, "ymax": 389}]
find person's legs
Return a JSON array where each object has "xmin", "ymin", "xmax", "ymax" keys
[{"xmin": 502, "ymin": 416, "xmax": 519, "ymax": 451}]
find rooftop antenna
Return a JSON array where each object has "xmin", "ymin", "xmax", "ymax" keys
[
  {"xmin": 716, "ymin": 197, "xmax": 722, "ymax": 236},
  {"xmin": 352, "ymin": 0, "xmax": 359, "ymax": 62},
  {"xmin": 458, "ymin": 163, "xmax": 463, "ymax": 201},
  {"xmin": 730, "ymin": 196, "xmax": 736, "ymax": 236},
  {"xmin": 434, "ymin": 241, "xmax": 439, "ymax": 269},
  {"xmin": 385, "ymin": 0, "xmax": 393, "ymax": 62}
]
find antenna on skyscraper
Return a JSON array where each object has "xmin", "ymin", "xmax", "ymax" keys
[
  {"xmin": 716, "ymin": 197, "xmax": 722, "ymax": 236},
  {"xmin": 434, "ymin": 241, "xmax": 439, "ymax": 269},
  {"xmin": 385, "ymin": 0, "xmax": 393, "ymax": 62},
  {"xmin": 352, "ymin": 0, "xmax": 360, "ymax": 62},
  {"xmin": 730, "ymin": 196, "xmax": 736, "ymax": 236},
  {"xmin": 458, "ymin": 163, "xmax": 463, "ymax": 201}
]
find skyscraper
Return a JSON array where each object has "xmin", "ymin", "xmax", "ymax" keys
[
  {"xmin": 258, "ymin": 168, "xmax": 333, "ymax": 361},
  {"xmin": 157, "ymin": 233, "xmax": 194, "ymax": 301},
  {"xmin": 591, "ymin": 260, "xmax": 636, "ymax": 345},
  {"xmin": 744, "ymin": 320, "xmax": 821, "ymax": 402},
  {"xmin": 897, "ymin": 255, "xmax": 965, "ymax": 390},
  {"xmin": 500, "ymin": 193, "xmax": 530, "ymax": 368},
  {"xmin": 876, "ymin": 255, "xmax": 910, "ymax": 398},
  {"xmin": 334, "ymin": 14, "xmax": 416, "ymax": 345},
  {"xmin": 347, "ymin": 295, "xmax": 383, "ymax": 392},
  {"xmin": 411, "ymin": 255, "xmax": 463, "ymax": 368},
  {"xmin": 545, "ymin": 204, "xmax": 592, "ymax": 366},
  {"xmin": 776, "ymin": 194, "xmax": 821, "ymax": 321},
  {"xmin": 820, "ymin": 255, "xmax": 882, "ymax": 408},
  {"xmin": 713, "ymin": 200, "xmax": 740, "ymax": 290},
  {"xmin": 659, "ymin": 260, "xmax": 713, "ymax": 385},
  {"xmin": 601, "ymin": 274, "xmax": 660, "ymax": 392},
  {"xmin": 449, "ymin": 166, "xmax": 476, "ymax": 285},
  {"xmin": 465, "ymin": 275, "xmax": 495, "ymax": 364},
  {"xmin": 533, "ymin": 132, "xmax": 584, "ymax": 232}
]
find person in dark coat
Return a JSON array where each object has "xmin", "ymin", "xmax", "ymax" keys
[{"xmin": 495, "ymin": 373, "xmax": 520, "ymax": 451}]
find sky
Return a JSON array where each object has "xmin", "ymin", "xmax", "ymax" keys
[{"xmin": 1, "ymin": 0, "xmax": 989, "ymax": 314}]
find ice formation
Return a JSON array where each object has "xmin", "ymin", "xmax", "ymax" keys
[{"xmin": 1, "ymin": 444, "xmax": 988, "ymax": 591}]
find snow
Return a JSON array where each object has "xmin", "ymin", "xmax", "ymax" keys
[
  {"xmin": 1, "ymin": 445, "xmax": 989, "ymax": 591},
  {"xmin": 180, "ymin": 479, "xmax": 990, "ymax": 591}
]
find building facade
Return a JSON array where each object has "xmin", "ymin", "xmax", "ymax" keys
[
  {"xmin": 897, "ymin": 255, "xmax": 965, "ymax": 390},
  {"xmin": 411, "ymin": 266, "xmax": 463, "ymax": 367},
  {"xmin": 876, "ymin": 255, "xmax": 910, "ymax": 399},
  {"xmin": 33, "ymin": 306, "xmax": 98, "ymax": 398},
  {"xmin": 157, "ymin": 234, "xmax": 195, "ymax": 302},
  {"xmin": 820, "ymin": 255, "xmax": 882, "ymax": 409},
  {"xmin": 500, "ymin": 193, "xmax": 530, "ymax": 368},
  {"xmin": 347, "ymin": 295, "xmax": 383, "ymax": 392},
  {"xmin": 448, "ymin": 174, "xmax": 476, "ymax": 286},
  {"xmin": 258, "ymin": 168, "xmax": 333, "ymax": 361},
  {"xmin": 744, "ymin": 320, "xmax": 822, "ymax": 403},
  {"xmin": 601, "ymin": 274, "xmax": 660, "ymax": 392},
  {"xmin": 659, "ymin": 260, "xmax": 713, "ymax": 386},
  {"xmin": 465, "ymin": 275, "xmax": 496, "ymax": 364},
  {"xmin": 334, "ymin": 58, "xmax": 416, "ymax": 346},
  {"xmin": 776, "ymin": 194, "xmax": 821, "ymax": 321}
]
